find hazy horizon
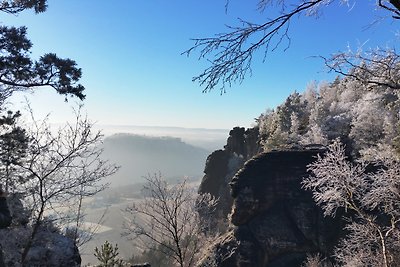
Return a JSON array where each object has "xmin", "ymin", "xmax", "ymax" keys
[{"xmin": 94, "ymin": 124, "xmax": 231, "ymax": 151}]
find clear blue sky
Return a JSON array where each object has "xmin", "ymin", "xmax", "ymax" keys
[{"xmin": 4, "ymin": 0, "xmax": 399, "ymax": 129}]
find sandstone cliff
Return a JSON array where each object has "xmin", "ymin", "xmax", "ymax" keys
[
  {"xmin": 198, "ymin": 127, "xmax": 344, "ymax": 267},
  {"xmin": 198, "ymin": 126, "xmax": 261, "ymax": 226}
]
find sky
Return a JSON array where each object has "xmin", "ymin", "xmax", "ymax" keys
[{"xmin": 3, "ymin": 0, "xmax": 400, "ymax": 130}]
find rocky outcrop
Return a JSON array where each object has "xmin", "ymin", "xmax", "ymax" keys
[
  {"xmin": 0, "ymin": 195, "xmax": 81, "ymax": 267},
  {"xmin": 198, "ymin": 127, "xmax": 261, "ymax": 223},
  {"xmin": 225, "ymin": 126, "xmax": 260, "ymax": 159},
  {"xmin": 197, "ymin": 149, "xmax": 344, "ymax": 267},
  {"xmin": 0, "ymin": 224, "xmax": 81, "ymax": 267}
]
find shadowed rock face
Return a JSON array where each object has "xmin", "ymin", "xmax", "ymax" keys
[
  {"xmin": 198, "ymin": 127, "xmax": 261, "ymax": 222},
  {"xmin": 230, "ymin": 150, "xmax": 322, "ymax": 225},
  {"xmin": 198, "ymin": 149, "xmax": 344, "ymax": 267},
  {"xmin": 199, "ymin": 149, "xmax": 230, "ymax": 198}
]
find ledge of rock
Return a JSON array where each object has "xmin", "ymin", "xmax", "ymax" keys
[{"xmin": 198, "ymin": 149, "xmax": 344, "ymax": 267}]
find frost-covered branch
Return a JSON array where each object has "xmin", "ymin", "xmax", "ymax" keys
[
  {"xmin": 185, "ymin": 0, "xmax": 327, "ymax": 93},
  {"xmin": 321, "ymin": 48, "xmax": 400, "ymax": 90},
  {"xmin": 186, "ymin": 0, "xmax": 400, "ymax": 93},
  {"xmin": 303, "ymin": 140, "xmax": 400, "ymax": 266},
  {"xmin": 123, "ymin": 174, "xmax": 217, "ymax": 267},
  {"xmin": 15, "ymin": 106, "xmax": 118, "ymax": 265}
]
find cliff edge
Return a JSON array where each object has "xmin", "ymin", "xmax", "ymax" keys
[{"xmin": 198, "ymin": 127, "xmax": 343, "ymax": 266}]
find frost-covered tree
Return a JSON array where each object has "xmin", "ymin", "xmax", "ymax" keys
[
  {"xmin": 0, "ymin": 107, "xmax": 118, "ymax": 266},
  {"xmin": 257, "ymin": 53, "xmax": 400, "ymax": 154},
  {"xmin": 123, "ymin": 174, "xmax": 217, "ymax": 267},
  {"xmin": 349, "ymin": 92, "xmax": 387, "ymax": 150},
  {"xmin": 289, "ymin": 112, "xmax": 301, "ymax": 143},
  {"xmin": 0, "ymin": 1, "xmax": 119, "ymax": 266},
  {"xmin": 259, "ymin": 92, "xmax": 311, "ymax": 150},
  {"xmin": 300, "ymin": 124, "xmax": 328, "ymax": 146},
  {"xmin": 302, "ymin": 253, "xmax": 333, "ymax": 267},
  {"xmin": 15, "ymin": 108, "xmax": 118, "ymax": 264},
  {"xmin": 322, "ymin": 48, "xmax": 400, "ymax": 91},
  {"xmin": 303, "ymin": 140, "xmax": 400, "ymax": 267}
]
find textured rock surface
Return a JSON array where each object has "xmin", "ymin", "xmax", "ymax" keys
[
  {"xmin": 0, "ymin": 225, "xmax": 81, "ymax": 267},
  {"xmin": 0, "ymin": 196, "xmax": 81, "ymax": 267},
  {"xmin": 197, "ymin": 149, "xmax": 344, "ymax": 267},
  {"xmin": 198, "ymin": 127, "xmax": 261, "ymax": 222}
]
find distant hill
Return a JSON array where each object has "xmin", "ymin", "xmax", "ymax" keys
[
  {"xmin": 101, "ymin": 134, "xmax": 211, "ymax": 186},
  {"xmin": 96, "ymin": 125, "xmax": 229, "ymax": 151}
]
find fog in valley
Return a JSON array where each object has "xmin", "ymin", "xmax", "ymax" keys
[
  {"xmin": 98, "ymin": 125, "xmax": 229, "ymax": 152},
  {"xmin": 77, "ymin": 127, "xmax": 228, "ymax": 264}
]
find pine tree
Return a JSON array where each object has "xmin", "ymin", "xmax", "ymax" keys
[{"xmin": 94, "ymin": 241, "xmax": 125, "ymax": 267}]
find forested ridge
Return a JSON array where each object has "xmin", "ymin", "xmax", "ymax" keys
[{"xmin": 257, "ymin": 72, "xmax": 400, "ymax": 157}]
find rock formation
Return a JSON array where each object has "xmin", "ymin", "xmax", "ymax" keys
[
  {"xmin": 0, "ymin": 195, "xmax": 81, "ymax": 266},
  {"xmin": 198, "ymin": 127, "xmax": 261, "ymax": 225},
  {"xmin": 198, "ymin": 138, "xmax": 344, "ymax": 266},
  {"xmin": 0, "ymin": 224, "xmax": 81, "ymax": 267}
]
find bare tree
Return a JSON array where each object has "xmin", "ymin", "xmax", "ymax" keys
[
  {"xmin": 303, "ymin": 140, "xmax": 400, "ymax": 267},
  {"xmin": 64, "ymin": 186, "xmax": 109, "ymax": 248},
  {"xmin": 0, "ymin": 1, "xmax": 111, "ymax": 265},
  {"xmin": 320, "ymin": 48, "xmax": 400, "ymax": 90},
  {"xmin": 14, "ymin": 106, "xmax": 118, "ymax": 265},
  {"xmin": 123, "ymin": 174, "xmax": 217, "ymax": 267},
  {"xmin": 185, "ymin": 0, "xmax": 400, "ymax": 93}
]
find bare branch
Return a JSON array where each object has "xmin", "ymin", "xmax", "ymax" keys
[
  {"xmin": 304, "ymin": 140, "xmax": 400, "ymax": 266},
  {"xmin": 378, "ymin": 0, "xmax": 400, "ymax": 19},
  {"xmin": 186, "ymin": 1, "xmax": 400, "ymax": 93},
  {"xmin": 184, "ymin": 0, "xmax": 329, "ymax": 93},
  {"xmin": 320, "ymin": 48, "xmax": 400, "ymax": 90},
  {"xmin": 11, "ymin": 105, "xmax": 119, "ymax": 264},
  {"xmin": 123, "ymin": 174, "xmax": 217, "ymax": 267}
]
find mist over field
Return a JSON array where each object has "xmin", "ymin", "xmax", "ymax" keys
[
  {"xmin": 96, "ymin": 126, "xmax": 229, "ymax": 186},
  {"xmin": 78, "ymin": 128, "xmax": 227, "ymax": 264},
  {"xmin": 101, "ymin": 132, "xmax": 215, "ymax": 186}
]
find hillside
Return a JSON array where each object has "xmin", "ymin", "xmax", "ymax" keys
[
  {"xmin": 101, "ymin": 134, "xmax": 211, "ymax": 186},
  {"xmin": 79, "ymin": 134, "xmax": 212, "ymax": 264}
]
